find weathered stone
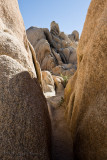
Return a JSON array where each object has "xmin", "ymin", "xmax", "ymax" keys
[
  {"xmin": 59, "ymin": 32, "xmax": 71, "ymax": 43},
  {"xmin": 41, "ymin": 55, "xmax": 56, "ymax": 71},
  {"xmin": 42, "ymin": 71, "xmax": 55, "ymax": 98},
  {"xmin": 69, "ymin": 48, "xmax": 77, "ymax": 64},
  {"xmin": 27, "ymin": 27, "xmax": 46, "ymax": 47},
  {"xmin": 0, "ymin": 0, "xmax": 51, "ymax": 159},
  {"xmin": 52, "ymin": 75, "xmax": 64, "ymax": 93},
  {"xmin": 68, "ymin": 30, "xmax": 79, "ymax": 42},
  {"xmin": 27, "ymin": 21, "xmax": 78, "ymax": 77},
  {"xmin": 62, "ymin": 48, "xmax": 70, "ymax": 62},
  {"xmin": 65, "ymin": 0, "xmax": 107, "ymax": 159},
  {"xmin": 52, "ymin": 66, "xmax": 64, "ymax": 76},
  {"xmin": 0, "ymin": 55, "xmax": 51, "ymax": 160},
  {"xmin": 35, "ymin": 39, "xmax": 51, "ymax": 65},
  {"xmin": 50, "ymin": 21, "xmax": 60, "ymax": 36}
]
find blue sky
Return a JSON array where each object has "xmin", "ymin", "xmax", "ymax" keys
[{"xmin": 18, "ymin": 0, "xmax": 91, "ymax": 36}]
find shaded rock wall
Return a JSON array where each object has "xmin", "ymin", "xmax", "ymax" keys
[
  {"xmin": 65, "ymin": 0, "xmax": 107, "ymax": 159},
  {"xmin": 0, "ymin": 0, "xmax": 51, "ymax": 159}
]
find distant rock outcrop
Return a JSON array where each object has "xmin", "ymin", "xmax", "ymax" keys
[
  {"xmin": 0, "ymin": 0, "xmax": 51, "ymax": 159},
  {"xmin": 27, "ymin": 21, "xmax": 79, "ymax": 77},
  {"xmin": 65, "ymin": 0, "xmax": 107, "ymax": 159},
  {"xmin": 68, "ymin": 30, "xmax": 79, "ymax": 42}
]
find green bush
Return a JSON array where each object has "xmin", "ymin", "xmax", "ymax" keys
[{"xmin": 60, "ymin": 74, "xmax": 69, "ymax": 88}]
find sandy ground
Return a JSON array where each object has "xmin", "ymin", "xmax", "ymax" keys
[{"xmin": 47, "ymin": 93, "xmax": 73, "ymax": 160}]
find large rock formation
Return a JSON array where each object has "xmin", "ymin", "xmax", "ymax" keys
[
  {"xmin": 65, "ymin": 0, "xmax": 107, "ymax": 159},
  {"xmin": 0, "ymin": 0, "xmax": 51, "ymax": 159},
  {"xmin": 27, "ymin": 21, "xmax": 79, "ymax": 77}
]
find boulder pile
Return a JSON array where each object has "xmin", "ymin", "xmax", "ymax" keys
[
  {"xmin": 27, "ymin": 22, "xmax": 79, "ymax": 77},
  {"xmin": 27, "ymin": 21, "xmax": 79, "ymax": 95}
]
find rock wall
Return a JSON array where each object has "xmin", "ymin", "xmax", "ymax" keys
[
  {"xmin": 65, "ymin": 0, "xmax": 107, "ymax": 159},
  {"xmin": 0, "ymin": 0, "xmax": 51, "ymax": 159}
]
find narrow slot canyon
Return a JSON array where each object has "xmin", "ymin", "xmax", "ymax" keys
[{"xmin": 0, "ymin": 0, "xmax": 107, "ymax": 160}]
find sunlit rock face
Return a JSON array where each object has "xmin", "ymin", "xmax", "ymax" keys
[
  {"xmin": 42, "ymin": 71, "xmax": 56, "ymax": 98},
  {"xmin": 68, "ymin": 30, "xmax": 79, "ymax": 42},
  {"xmin": 27, "ymin": 21, "xmax": 79, "ymax": 77},
  {"xmin": 0, "ymin": 0, "xmax": 51, "ymax": 159},
  {"xmin": 64, "ymin": 0, "xmax": 107, "ymax": 159}
]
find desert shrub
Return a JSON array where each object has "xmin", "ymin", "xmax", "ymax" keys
[{"xmin": 60, "ymin": 74, "xmax": 69, "ymax": 88}]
